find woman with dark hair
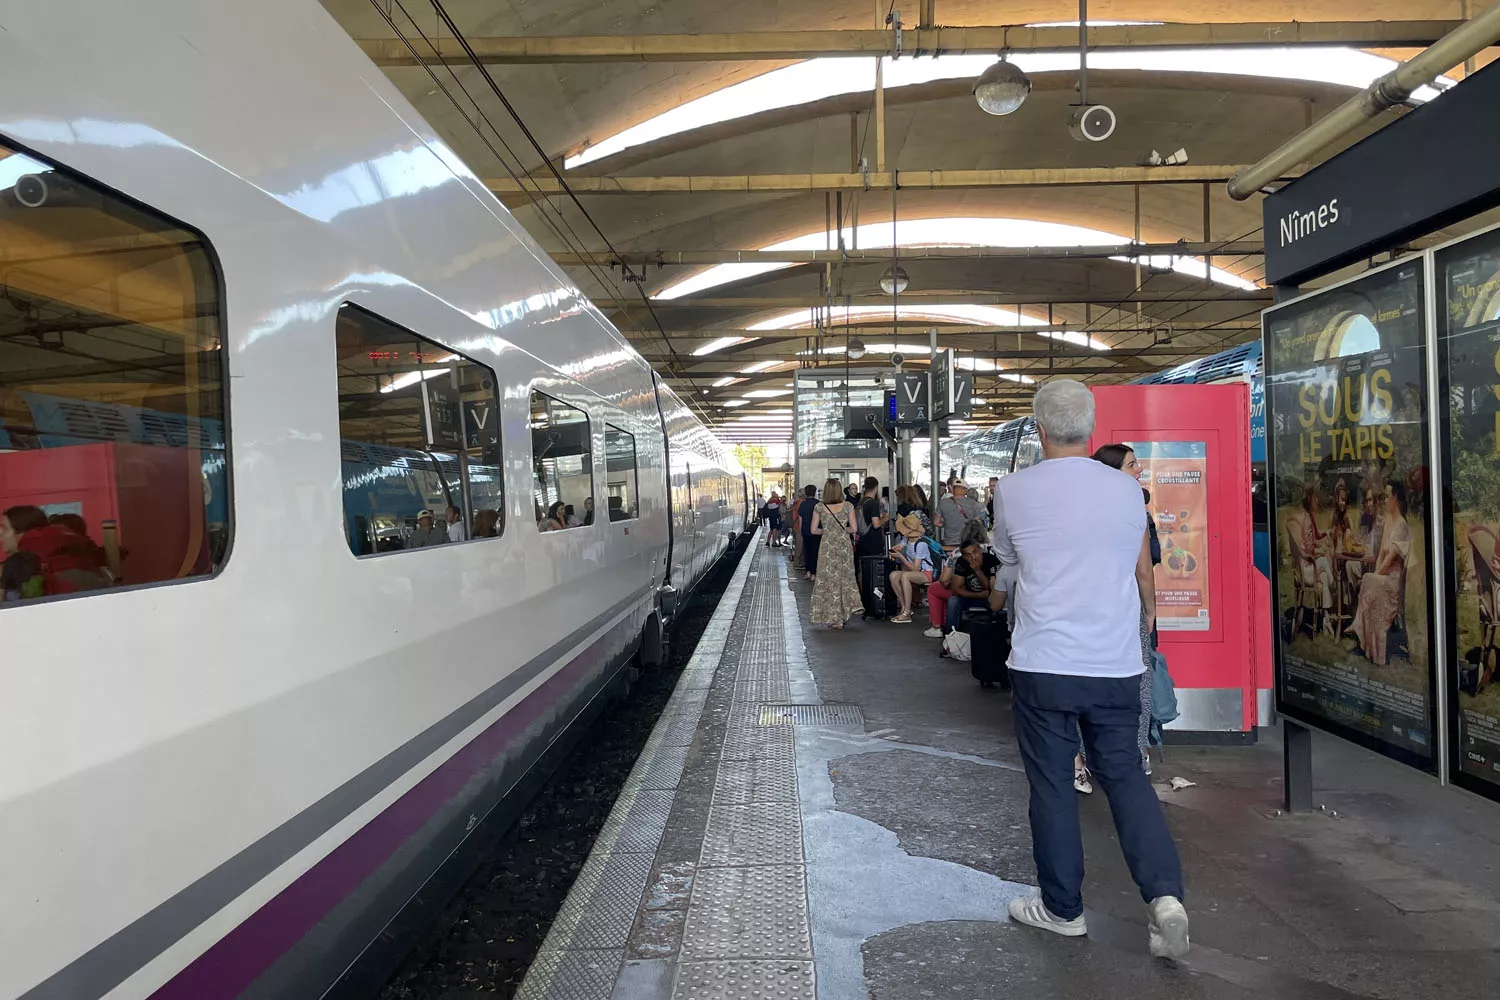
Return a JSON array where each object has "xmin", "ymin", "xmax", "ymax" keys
[
  {"xmin": 0, "ymin": 505, "xmax": 110, "ymax": 595},
  {"xmin": 1069, "ymin": 443, "xmax": 1159, "ymax": 788},
  {"xmin": 543, "ymin": 501, "xmax": 568, "ymax": 532},
  {"xmin": 1349, "ymin": 482, "xmax": 1412, "ymax": 665},
  {"xmin": 895, "ymin": 484, "xmax": 933, "ymax": 536}
]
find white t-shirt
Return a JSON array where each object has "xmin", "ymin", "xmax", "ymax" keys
[{"xmin": 992, "ymin": 456, "xmax": 1147, "ymax": 678}]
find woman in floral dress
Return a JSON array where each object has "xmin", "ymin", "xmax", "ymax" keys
[{"xmin": 809, "ymin": 478, "xmax": 862, "ymax": 630}]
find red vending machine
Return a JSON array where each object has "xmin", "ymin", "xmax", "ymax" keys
[{"xmin": 1091, "ymin": 384, "xmax": 1257, "ymax": 739}]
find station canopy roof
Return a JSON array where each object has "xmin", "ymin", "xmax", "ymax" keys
[{"xmin": 324, "ymin": 0, "xmax": 1500, "ymax": 433}]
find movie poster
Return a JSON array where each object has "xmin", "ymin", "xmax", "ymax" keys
[
  {"xmin": 1437, "ymin": 231, "xmax": 1500, "ymax": 797},
  {"xmin": 1131, "ymin": 441, "xmax": 1211, "ymax": 631},
  {"xmin": 1264, "ymin": 261, "xmax": 1435, "ymax": 766}
]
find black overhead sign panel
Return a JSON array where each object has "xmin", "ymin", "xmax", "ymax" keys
[{"xmin": 1263, "ymin": 57, "xmax": 1500, "ymax": 287}]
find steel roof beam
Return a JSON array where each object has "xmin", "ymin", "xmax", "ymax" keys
[
  {"xmin": 594, "ymin": 290, "xmax": 1268, "ymax": 309},
  {"xmin": 551, "ymin": 241, "xmax": 1264, "ymax": 265},
  {"xmin": 358, "ymin": 20, "xmax": 1463, "ymax": 65},
  {"xmin": 621, "ymin": 323, "xmax": 1256, "ymax": 339},
  {"xmin": 492, "ymin": 166, "xmax": 1272, "ymax": 196}
]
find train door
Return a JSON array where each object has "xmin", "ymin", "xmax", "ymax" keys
[
  {"xmin": 1091, "ymin": 384, "xmax": 1256, "ymax": 739},
  {"xmin": 682, "ymin": 460, "xmax": 699, "ymax": 583}
]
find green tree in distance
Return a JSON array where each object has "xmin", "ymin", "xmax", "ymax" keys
[{"xmin": 733, "ymin": 443, "xmax": 770, "ymax": 494}]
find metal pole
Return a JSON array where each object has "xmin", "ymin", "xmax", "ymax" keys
[
  {"xmin": 1078, "ymin": 0, "xmax": 1089, "ymax": 106},
  {"xmin": 1270, "ymin": 279, "xmax": 1313, "ymax": 810},
  {"xmin": 1228, "ymin": 3, "xmax": 1500, "ymax": 199},
  {"xmin": 1422, "ymin": 249, "xmax": 1451, "ymax": 785},
  {"xmin": 928, "ymin": 325, "xmax": 940, "ymax": 509},
  {"xmin": 1284, "ymin": 719, "xmax": 1315, "ymax": 812}
]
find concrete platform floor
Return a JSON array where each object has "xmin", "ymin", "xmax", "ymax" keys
[{"xmin": 517, "ymin": 540, "xmax": 1500, "ymax": 1000}]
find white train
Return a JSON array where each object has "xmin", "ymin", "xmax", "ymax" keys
[{"xmin": 0, "ymin": 3, "xmax": 752, "ymax": 997}]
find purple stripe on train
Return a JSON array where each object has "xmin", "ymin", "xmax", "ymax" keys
[{"xmin": 149, "ymin": 628, "xmax": 622, "ymax": 999}]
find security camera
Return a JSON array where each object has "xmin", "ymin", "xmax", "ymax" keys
[
  {"xmin": 1068, "ymin": 105, "xmax": 1117, "ymax": 143},
  {"xmin": 14, "ymin": 173, "xmax": 51, "ymax": 207},
  {"xmin": 890, "ymin": 352, "xmax": 906, "ymax": 368}
]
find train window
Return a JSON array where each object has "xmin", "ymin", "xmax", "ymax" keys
[
  {"xmin": 530, "ymin": 390, "xmax": 594, "ymax": 531},
  {"xmin": 335, "ymin": 305, "xmax": 504, "ymax": 555},
  {"xmin": 0, "ymin": 140, "xmax": 226, "ymax": 607},
  {"xmin": 604, "ymin": 423, "xmax": 639, "ymax": 521}
]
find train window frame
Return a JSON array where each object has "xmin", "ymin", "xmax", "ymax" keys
[
  {"xmin": 529, "ymin": 388, "xmax": 595, "ymax": 533},
  {"xmin": 0, "ymin": 136, "xmax": 232, "ymax": 610},
  {"xmin": 603, "ymin": 422, "xmax": 640, "ymax": 522},
  {"xmin": 334, "ymin": 304, "xmax": 506, "ymax": 557}
]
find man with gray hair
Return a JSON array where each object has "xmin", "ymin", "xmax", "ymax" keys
[{"xmin": 992, "ymin": 379, "xmax": 1188, "ymax": 959}]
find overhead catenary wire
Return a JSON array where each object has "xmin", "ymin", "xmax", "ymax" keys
[
  {"xmin": 420, "ymin": 0, "xmax": 702, "ymax": 404},
  {"xmin": 368, "ymin": 0, "xmax": 711, "ymax": 417}
]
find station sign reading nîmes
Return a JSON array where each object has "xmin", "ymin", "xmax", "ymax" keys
[{"xmin": 1262, "ymin": 57, "xmax": 1500, "ymax": 288}]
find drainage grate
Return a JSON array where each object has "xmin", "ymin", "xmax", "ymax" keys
[{"xmin": 756, "ymin": 703, "xmax": 864, "ymax": 728}]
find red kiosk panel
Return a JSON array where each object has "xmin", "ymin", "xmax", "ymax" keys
[{"xmin": 1091, "ymin": 385, "xmax": 1256, "ymax": 735}]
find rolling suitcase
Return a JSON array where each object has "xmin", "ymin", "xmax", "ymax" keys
[
  {"xmin": 966, "ymin": 613, "xmax": 1012, "ymax": 689},
  {"xmin": 859, "ymin": 554, "xmax": 888, "ymax": 620}
]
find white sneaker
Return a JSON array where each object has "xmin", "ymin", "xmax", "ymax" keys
[
  {"xmin": 923, "ymin": 627, "xmax": 943, "ymax": 638},
  {"xmin": 1147, "ymin": 896, "xmax": 1190, "ymax": 959},
  {"xmin": 1074, "ymin": 766, "xmax": 1094, "ymax": 795},
  {"xmin": 1008, "ymin": 896, "xmax": 1087, "ymax": 937}
]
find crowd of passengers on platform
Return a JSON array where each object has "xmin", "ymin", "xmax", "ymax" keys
[{"xmin": 756, "ymin": 439, "xmax": 1165, "ymax": 795}]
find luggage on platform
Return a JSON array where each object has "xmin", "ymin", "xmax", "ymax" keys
[
  {"xmin": 859, "ymin": 555, "xmax": 901, "ymax": 620},
  {"xmin": 966, "ymin": 613, "xmax": 1012, "ymax": 689}
]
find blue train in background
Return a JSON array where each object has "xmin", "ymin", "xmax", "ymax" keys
[
  {"xmin": 941, "ymin": 338, "xmax": 1268, "ymax": 580},
  {"xmin": 1131, "ymin": 340, "xmax": 1268, "ymax": 580}
]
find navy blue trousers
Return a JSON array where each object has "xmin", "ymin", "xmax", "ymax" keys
[{"xmin": 1010, "ymin": 669, "xmax": 1184, "ymax": 921}]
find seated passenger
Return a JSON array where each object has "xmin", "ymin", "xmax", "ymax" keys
[
  {"xmin": 444, "ymin": 505, "xmax": 467, "ymax": 542},
  {"xmin": 473, "ymin": 508, "xmax": 500, "ymax": 538},
  {"xmin": 608, "ymin": 496, "xmax": 628, "ymax": 521},
  {"xmin": 2, "ymin": 550, "xmax": 44, "ymax": 601},
  {"xmin": 410, "ymin": 509, "xmax": 447, "ymax": 547},
  {"xmin": 542, "ymin": 501, "xmax": 567, "ymax": 532},
  {"xmin": 0, "ymin": 505, "xmax": 111, "ymax": 594},
  {"xmin": 887, "ymin": 514, "xmax": 934, "ymax": 624},
  {"xmin": 584, "ymin": 497, "xmax": 596, "ymax": 526},
  {"xmin": 48, "ymin": 512, "xmax": 115, "ymax": 583},
  {"xmin": 945, "ymin": 537, "xmax": 1000, "ymax": 634},
  {"xmin": 565, "ymin": 504, "xmax": 582, "ymax": 528}
]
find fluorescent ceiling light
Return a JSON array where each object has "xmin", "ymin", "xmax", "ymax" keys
[
  {"xmin": 568, "ymin": 47, "xmax": 1442, "ymax": 169},
  {"xmin": 380, "ymin": 365, "xmax": 454, "ymax": 394},
  {"xmin": 759, "ymin": 303, "xmax": 1042, "ymax": 330},
  {"xmin": 742, "ymin": 388, "xmax": 793, "ymax": 398},
  {"xmin": 722, "ymin": 399, "xmax": 751, "ymax": 407},
  {"xmin": 740, "ymin": 360, "xmax": 781, "ymax": 373},
  {"xmin": 692, "ymin": 336, "xmax": 749, "ymax": 356},
  {"xmin": 663, "ymin": 217, "xmax": 1255, "ymax": 302},
  {"xmin": 711, "ymin": 376, "xmax": 740, "ymax": 387}
]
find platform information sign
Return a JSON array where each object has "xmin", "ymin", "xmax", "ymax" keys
[
  {"xmin": 1436, "ymin": 228, "xmax": 1500, "ymax": 799},
  {"xmin": 1132, "ymin": 440, "xmax": 1212, "ymax": 632},
  {"xmin": 1264, "ymin": 261, "xmax": 1437, "ymax": 770}
]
